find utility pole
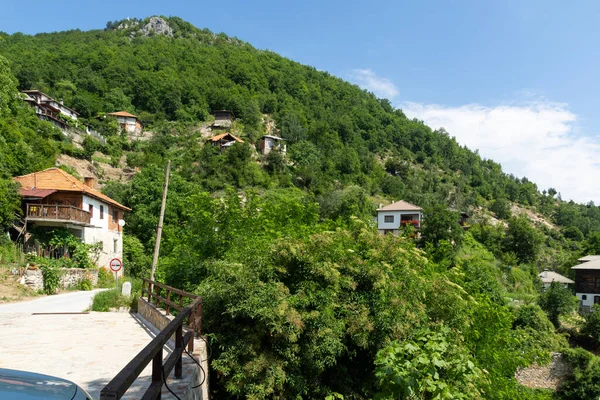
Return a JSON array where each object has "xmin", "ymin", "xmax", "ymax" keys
[{"xmin": 150, "ymin": 160, "xmax": 170, "ymax": 282}]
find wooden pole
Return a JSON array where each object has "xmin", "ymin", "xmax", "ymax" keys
[{"xmin": 150, "ymin": 160, "xmax": 170, "ymax": 282}]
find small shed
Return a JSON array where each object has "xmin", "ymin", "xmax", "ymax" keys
[
  {"xmin": 213, "ymin": 110, "xmax": 235, "ymax": 128},
  {"xmin": 259, "ymin": 135, "xmax": 286, "ymax": 155}
]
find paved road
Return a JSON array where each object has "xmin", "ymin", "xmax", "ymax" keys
[
  {"xmin": 0, "ymin": 289, "xmax": 106, "ymax": 314},
  {"xmin": 0, "ymin": 290, "xmax": 199, "ymax": 399}
]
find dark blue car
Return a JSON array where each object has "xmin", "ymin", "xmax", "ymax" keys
[{"xmin": 0, "ymin": 368, "xmax": 93, "ymax": 399}]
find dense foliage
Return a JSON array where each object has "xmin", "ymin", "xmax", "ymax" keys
[{"xmin": 2, "ymin": 16, "xmax": 600, "ymax": 398}]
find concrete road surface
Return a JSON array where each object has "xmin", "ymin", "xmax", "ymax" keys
[
  {"xmin": 0, "ymin": 290, "xmax": 197, "ymax": 399},
  {"xmin": 0, "ymin": 289, "xmax": 106, "ymax": 314}
]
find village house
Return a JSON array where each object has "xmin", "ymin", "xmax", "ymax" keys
[
  {"xmin": 571, "ymin": 255, "xmax": 600, "ymax": 311},
  {"xmin": 13, "ymin": 168, "xmax": 130, "ymax": 274},
  {"xmin": 538, "ymin": 270, "xmax": 574, "ymax": 291},
  {"xmin": 208, "ymin": 132, "xmax": 244, "ymax": 151},
  {"xmin": 106, "ymin": 111, "xmax": 143, "ymax": 135},
  {"xmin": 212, "ymin": 110, "xmax": 235, "ymax": 128},
  {"xmin": 377, "ymin": 200, "xmax": 423, "ymax": 235},
  {"xmin": 259, "ymin": 135, "xmax": 286, "ymax": 155},
  {"xmin": 22, "ymin": 90, "xmax": 79, "ymax": 130}
]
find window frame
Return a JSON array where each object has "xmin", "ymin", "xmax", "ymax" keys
[{"xmin": 384, "ymin": 215, "xmax": 394, "ymax": 223}]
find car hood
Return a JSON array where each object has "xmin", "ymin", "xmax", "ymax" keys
[{"xmin": 0, "ymin": 368, "xmax": 81, "ymax": 399}]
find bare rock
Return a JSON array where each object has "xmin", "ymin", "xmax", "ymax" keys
[{"xmin": 140, "ymin": 17, "xmax": 173, "ymax": 38}]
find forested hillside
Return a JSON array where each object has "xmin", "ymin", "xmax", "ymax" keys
[{"xmin": 3, "ymin": 16, "xmax": 600, "ymax": 399}]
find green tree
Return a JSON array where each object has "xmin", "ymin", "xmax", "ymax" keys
[
  {"xmin": 538, "ymin": 282, "xmax": 578, "ymax": 328},
  {"xmin": 421, "ymin": 205, "xmax": 463, "ymax": 248},
  {"xmin": 504, "ymin": 217, "xmax": 542, "ymax": 264}
]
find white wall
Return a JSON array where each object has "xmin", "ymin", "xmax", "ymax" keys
[
  {"xmin": 576, "ymin": 292, "xmax": 600, "ymax": 308},
  {"xmin": 82, "ymin": 195, "xmax": 124, "ymax": 275},
  {"xmin": 377, "ymin": 211, "xmax": 422, "ymax": 230}
]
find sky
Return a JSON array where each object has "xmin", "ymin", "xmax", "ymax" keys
[{"xmin": 3, "ymin": 0, "xmax": 600, "ymax": 203}]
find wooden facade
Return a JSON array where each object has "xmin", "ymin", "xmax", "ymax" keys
[{"xmin": 575, "ymin": 269, "xmax": 600, "ymax": 295}]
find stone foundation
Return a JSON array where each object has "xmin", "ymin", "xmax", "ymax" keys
[{"xmin": 23, "ymin": 268, "xmax": 99, "ymax": 291}]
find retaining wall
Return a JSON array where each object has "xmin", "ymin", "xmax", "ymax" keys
[{"xmin": 24, "ymin": 268, "xmax": 99, "ymax": 291}]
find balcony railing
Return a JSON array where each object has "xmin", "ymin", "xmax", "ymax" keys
[
  {"xmin": 400, "ymin": 220, "xmax": 420, "ymax": 227},
  {"xmin": 26, "ymin": 204, "xmax": 91, "ymax": 225}
]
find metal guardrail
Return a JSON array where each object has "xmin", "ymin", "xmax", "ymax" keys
[{"xmin": 99, "ymin": 279, "xmax": 202, "ymax": 400}]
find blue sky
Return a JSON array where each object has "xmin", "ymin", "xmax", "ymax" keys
[{"xmin": 3, "ymin": 1, "xmax": 600, "ymax": 203}]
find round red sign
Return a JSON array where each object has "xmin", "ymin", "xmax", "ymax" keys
[{"xmin": 109, "ymin": 258, "xmax": 122, "ymax": 272}]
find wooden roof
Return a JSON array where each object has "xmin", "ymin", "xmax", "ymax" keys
[
  {"xmin": 14, "ymin": 168, "xmax": 130, "ymax": 211},
  {"xmin": 377, "ymin": 200, "xmax": 422, "ymax": 212},
  {"xmin": 208, "ymin": 133, "xmax": 244, "ymax": 143}
]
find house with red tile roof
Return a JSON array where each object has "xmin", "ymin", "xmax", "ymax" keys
[
  {"xmin": 13, "ymin": 168, "xmax": 130, "ymax": 273},
  {"xmin": 107, "ymin": 111, "xmax": 143, "ymax": 134}
]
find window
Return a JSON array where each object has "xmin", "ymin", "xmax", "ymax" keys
[
  {"xmin": 595, "ymin": 296, "xmax": 600, "ymax": 305},
  {"xmin": 100, "ymin": 205, "xmax": 104, "ymax": 220},
  {"xmin": 595, "ymin": 278, "xmax": 600, "ymax": 289},
  {"xmin": 113, "ymin": 209, "xmax": 118, "ymax": 222},
  {"xmin": 384, "ymin": 215, "xmax": 394, "ymax": 223},
  {"xmin": 582, "ymin": 295, "xmax": 588, "ymax": 300},
  {"xmin": 88, "ymin": 204, "xmax": 93, "ymax": 214},
  {"xmin": 114, "ymin": 239, "xmax": 118, "ymax": 253}
]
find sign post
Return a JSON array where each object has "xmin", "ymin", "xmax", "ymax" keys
[{"xmin": 109, "ymin": 258, "xmax": 123, "ymax": 295}]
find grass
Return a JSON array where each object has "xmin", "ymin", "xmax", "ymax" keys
[{"xmin": 91, "ymin": 278, "xmax": 142, "ymax": 312}]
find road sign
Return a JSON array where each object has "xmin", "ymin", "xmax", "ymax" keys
[{"xmin": 109, "ymin": 258, "xmax": 122, "ymax": 272}]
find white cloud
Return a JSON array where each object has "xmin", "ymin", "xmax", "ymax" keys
[
  {"xmin": 401, "ymin": 101, "xmax": 600, "ymax": 204},
  {"xmin": 348, "ymin": 69, "xmax": 399, "ymax": 99}
]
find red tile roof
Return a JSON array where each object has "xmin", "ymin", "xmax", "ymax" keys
[
  {"xmin": 14, "ymin": 168, "xmax": 130, "ymax": 211},
  {"xmin": 107, "ymin": 111, "xmax": 138, "ymax": 119}
]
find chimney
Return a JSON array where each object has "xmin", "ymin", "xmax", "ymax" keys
[{"xmin": 84, "ymin": 177, "xmax": 95, "ymax": 188}]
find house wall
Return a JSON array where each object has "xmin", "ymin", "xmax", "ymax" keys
[
  {"xmin": 115, "ymin": 116, "xmax": 140, "ymax": 134},
  {"xmin": 574, "ymin": 269, "xmax": 600, "ymax": 294},
  {"xmin": 82, "ymin": 195, "xmax": 123, "ymax": 274},
  {"xmin": 576, "ymin": 293, "xmax": 600, "ymax": 311},
  {"xmin": 377, "ymin": 211, "xmax": 422, "ymax": 231}
]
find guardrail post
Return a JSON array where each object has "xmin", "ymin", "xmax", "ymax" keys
[
  {"xmin": 152, "ymin": 346, "xmax": 163, "ymax": 400},
  {"xmin": 175, "ymin": 325, "xmax": 183, "ymax": 379},
  {"xmin": 188, "ymin": 306, "xmax": 196, "ymax": 353},
  {"xmin": 166, "ymin": 290, "xmax": 171, "ymax": 315}
]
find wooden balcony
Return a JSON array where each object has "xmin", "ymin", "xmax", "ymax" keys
[{"xmin": 26, "ymin": 204, "xmax": 91, "ymax": 226}]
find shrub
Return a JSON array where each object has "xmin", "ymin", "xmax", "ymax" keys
[
  {"xmin": 538, "ymin": 282, "xmax": 579, "ymax": 328},
  {"xmin": 97, "ymin": 268, "xmax": 114, "ymax": 288},
  {"xmin": 40, "ymin": 264, "xmax": 61, "ymax": 295},
  {"xmin": 559, "ymin": 347, "xmax": 600, "ymax": 399},
  {"xmin": 91, "ymin": 289, "xmax": 131, "ymax": 311},
  {"xmin": 77, "ymin": 278, "xmax": 93, "ymax": 291}
]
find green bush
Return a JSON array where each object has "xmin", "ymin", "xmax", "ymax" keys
[
  {"xmin": 559, "ymin": 347, "xmax": 600, "ymax": 399},
  {"xmin": 40, "ymin": 264, "xmax": 61, "ymax": 295},
  {"xmin": 97, "ymin": 268, "xmax": 114, "ymax": 288},
  {"xmin": 91, "ymin": 289, "xmax": 131, "ymax": 311},
  {"xmin": 77, "ymin": 278, "xmax": 93, "ymax": 291}
]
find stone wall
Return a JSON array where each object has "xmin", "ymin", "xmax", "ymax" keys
[{"xmin": 23, "ymin": 268, "xmax": 98, "ymax": 291}]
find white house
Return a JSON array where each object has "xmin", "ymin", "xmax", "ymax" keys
[
  {"xmin": 107, "ymin": 111, "xmax": 143, "ymax": 135},
  {"xmin": 13, "ymin": 168, "xmax": 130, "ymax": 275},
  {"xmin": 572, "ymin": 256, "xmax": 600, "ymax": 311},
  {"xmin": 377, "ymin": 200, "xmax": 423, "ymax": 235},
  {"xmin": 259, "ymin": 135, "xmax": 286, "ymax": 155},
  {"xmin": 538, "ymin": 270, "xmax": 574, "ymax": 290}
]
